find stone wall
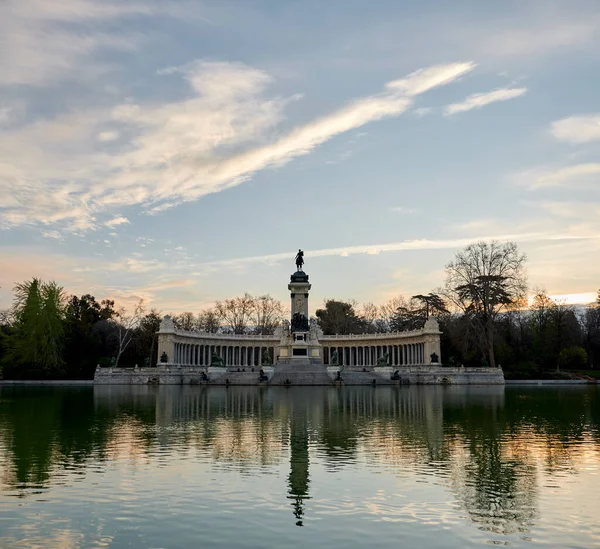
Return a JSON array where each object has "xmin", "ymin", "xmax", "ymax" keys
[{"xmin": 94, "ymin": 365, "xmax": 504, "ymax": 385}]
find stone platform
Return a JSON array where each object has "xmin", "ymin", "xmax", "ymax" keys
[
  {"xmin": 94, "ymin": 364, "xmax": 504, "ymax": 385},
  {"xmin": 270, "ymin": 360, "xmax": 332, "ymax": 386}
]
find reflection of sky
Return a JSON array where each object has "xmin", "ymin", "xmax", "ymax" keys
[{"xmin": 0, "ymin": 386, "xmax": 599, "ymax": 548}]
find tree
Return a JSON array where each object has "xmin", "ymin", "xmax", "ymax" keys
[
  {"xmin": 390, "ymin": 299, "xmax": 426, "ymax": 331},
  {"xmin": 9, "ymin": 279, "xmax": 66, "ymax": 373},
  {"xmin": 582, "ymin": 293, "xmax": 600, "ymax": 368},
  {"xmin": 172, "ymin": 312, "xmax": 197, "ymax": 331},
  {"xmin": 315, "ymin": 300, "xmax": 365, "ymax": 335},
  {"xmin": 252, "ymin": 295, "xmax": 284, "ymax": 335},
  {"xmin": 135, "ymin": 309, "xmax": 162, "ymax": 366},
  {"xmin": 111, "ymin": 300, "xmax": 145, "ymax": 367},
  {"xmin": 360, "ymin": 302, "xmax": 382, "ymax": 333},
  {"xmin": 390, "ymin": 294, "xmax": 449, "ymax": 332},
  {"xmin": 379, "ymin": 297, "xmax": 406, "ymax": 331},
  {"xmin": 197, "ymin": 308, "xmax": 221, "ymax": 333},
  {"xmin": 63, "ymin": 294, "xmax": 117, "ymax": 378},
  {"xmin": 215, "ymin": 293, "xmax": 255, "ymax": 334},
  {"xmin": 411, "ymin": 293, "xmax": 449, "ymax": 319},
  {"xmin": 443, "ymin": 241, "xmax": 527, "ymax": 368}
]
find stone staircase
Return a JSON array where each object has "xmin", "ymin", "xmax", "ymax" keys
[{"xmin": 269, "ymin": 360, "xmax": 333, "ymax": 386}]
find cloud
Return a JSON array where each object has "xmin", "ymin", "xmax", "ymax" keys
[
  {"xmin": 0, "ymin": 60, "xmax": 476, "ymax": 231},
  {"xmin": 0, "ymin": 0, "xmax": 151, "ymax": 87},
  {"xmin": 104, "ymin": 216, "xmax": 130, "ymax": 228},
  {"xmin": 391, "ymin": 206, "xmax": 416, "ymax": 214},
  {"xmin": 535, "ymin": 201, "xmax": 600, "ymax": 219},
  {"xmin": 386, "ymin": 62, "xmax": 475, "ymax": 96},
  {"xmin": 520, "ymin": 163, "xmax": 600, "ymax": 189},
  {"xmin": 41, "ymin": 230, "xmax": 64, "ymax": 240},
  {"xmin": 97, "ymin": 131, "xmax": 120, "ymax": 142},
  {"xmin": 550, "ymin": 114, "xmax": 600, "ymax": 144},
  {"xmin": 413, "ymin": 107, "xmax": 432, "ymax": 117},
  {"xmin": 445, "ymin": 87, "xmax": 527, "ymax": 115},
  {"xmin": 193, "ymin": 231, "xmax": 600, "ymax": 273}
]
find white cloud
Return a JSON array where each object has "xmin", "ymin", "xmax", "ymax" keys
[
  {"xmin": 104, "ymin": 216, "xmax": 130, "ymax": 227},
  {"xmin": 97, "ymin": 131, "xmax": 119, "ymax": 142},
  {"xmin": 445, "ymin": 87, "xmax": 527, "ymax": 115},
  {"xmin": 413, "ymin": 107, "xmax": 432, "ymax": 117},
  {"xmin": 386, "ymin": 62, "xmax": 475, "ymax": 96},
  {"xmin": 41, "ymin": 230, "xmax": 63, "ymax": 240},
  {"xmin": 550, "ymin": 114, "xmax": 600, "ymax": 144},
  {"xmin": 0, "ymin": 60, "xmax": 476, "ymax": 231},
  {"xmin": 520, "ymin": 163, "xmax": 600, "ymax": 189}
]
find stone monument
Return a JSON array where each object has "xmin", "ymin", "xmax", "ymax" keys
[{"xmin": 269, "ymin": 250, "xmax": 329, "ymax": 384}]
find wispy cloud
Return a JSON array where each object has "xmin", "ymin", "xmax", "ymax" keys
[
  {"xmin": 0, "ymin": 60, "xmax": 475, "ymax": 231},
  {"xmin": 550, "ymin": 114, "xmax": 600, "ymax": 143},
  {"xmin": 195, "ymin": 231, "xmax": 600, "ymax": 272},
  {"xmin": 104, "ymin": 216, "xmax": 130, "ymax": 228},
  {"xmin": 391, "ymin": 206, "xmax": 416, "ymax": 214},
  {"xmin": 0, "ymin": 0, "xmax": 152, "ymax": 86},
  {"xmin": 536, "ymin": 201, "xmax": 600, "ymax": 219},
  {"xmin": 445, "ymin": 87, "xmax": 527, "ymax": 115},
  {"xmin": 520, "ymin": 163, "xmax": 600, "ymax": 189},
  {"xmin": 386, "ymin": 62, "xmax": 475, "ymax": 96}
]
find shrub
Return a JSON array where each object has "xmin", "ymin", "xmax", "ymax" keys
[{"xmin": 558, "ymin": 347, "xmax": 588, "ymax": 370}]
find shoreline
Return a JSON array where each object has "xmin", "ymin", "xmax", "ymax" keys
[{"xmin": 1, "ymin": 379, "xmax": 598, "ymax": 386}]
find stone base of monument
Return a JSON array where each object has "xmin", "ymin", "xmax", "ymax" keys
[
  {"xmin": 270, "ymin": 360, "xmax": 333, "ymax": 386},
  {"xmin": 94, "ymin": 365, "xmax": 504, "ymax": 385}
]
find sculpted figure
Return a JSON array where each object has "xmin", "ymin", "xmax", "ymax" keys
[
  {"xmin": 330, "ymin": 349, "xmax": 339, "ymax": 366},
  {"xmin": 295, "ymin": 249, "xmax": 304, "ymax": 271}
]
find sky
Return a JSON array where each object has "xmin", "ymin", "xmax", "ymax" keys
[{"xmin": 1, "ymin": 0, "xmax": 599, "ymax": 314}]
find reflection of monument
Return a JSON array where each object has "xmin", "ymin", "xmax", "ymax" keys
[{"xmin": 287, "ymin": 405, "xmax": 310, "ymax": 526}]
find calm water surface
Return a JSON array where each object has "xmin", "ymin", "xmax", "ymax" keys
[{"xmin": 0, "ymin": 385, "xmax": 599, "ymax": 548}]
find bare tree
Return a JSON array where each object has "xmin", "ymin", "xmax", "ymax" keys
[
  {"xmin": 443, "ymin": 241, "xmax": 527, "ymax": 368},
  {"xmin": 252, "ymin": 295, "xmax": 284, "ymax": 335},
  {"xmin": 360, "ymin": 302, "xmax": 380, "ymax": 333},
  {"xmin": 172, "ymin": 311, "xmax": 197, "ymax": 331},
  {"xmin": 215, "ymin": 293, "xmax": 255, "ymax": 334},
  {"xmin": 197, "ymin": 308, "xmax": 221, "ymax": 333},
  {"xmin": 379, "ymin": 296, "xmax": 408, "ymax": 332},
  {"xmin": 0, "ymin": 308, "xmax": 15, "ymax": 327},
  {"xmin": 112, "ymin": 300, "xmax": 145, "ymax": 367}
]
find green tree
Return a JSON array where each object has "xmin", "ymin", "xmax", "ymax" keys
[
  {"xmin": 7, "ymin": 279, "xmax": 66, "ymax": 375},
  {"xmin": 63, "ymin": 294, "xmax": 117, "ymax": 378},
  {"xmin": 134, "ymin": 309, "xmax": 163, "ymax": 366},
  {"xmin": 558, "ymin": 347, "xmax": 588, "ymax": 370},
  {"xmin": 443, "ymin": 241, "xmax": 527, "ymax": 368},
  {"xmin": 315, "ymin": 300, "xmax": 365, "ymax": 335}
]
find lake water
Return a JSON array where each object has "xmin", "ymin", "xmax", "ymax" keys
[{"xmin": 0, "ymin": 385, "xmax": 599, "ymax": 548}]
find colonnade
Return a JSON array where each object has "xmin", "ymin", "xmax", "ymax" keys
[
  {"xmin": 173, "ymin": 342, "xmax": 277, "ymax": 368},
  {"xmin": 322, "ymin": 342, "xmax": 425, "ymax": 367}
]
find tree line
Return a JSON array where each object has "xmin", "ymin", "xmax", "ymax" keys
[{"xmin": 0, "ymin": 240, "xmax": 598, "ymax": 379}]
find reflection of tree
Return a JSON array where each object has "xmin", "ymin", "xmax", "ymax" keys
[
  {"xmin": 2, "ymin": 383, "xmax": 600, "ymax": 544},
  {"xmin": 0, "ymin": 387, "xmax": 116, "ymax": 493}
]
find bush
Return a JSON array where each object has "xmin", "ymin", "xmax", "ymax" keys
[
  {"xmin": 503, "ymin": 360, "xmax": 542, "ymax": 380},
  {"xmin": 558, "ymin": 347, "xmax": 588, "ymax": 370}
]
